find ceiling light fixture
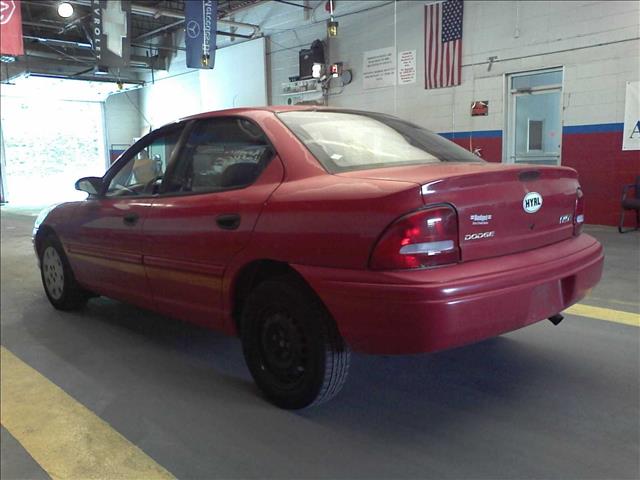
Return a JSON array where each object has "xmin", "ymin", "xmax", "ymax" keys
[{"xmin": 57, "ymin": 2, "xmax": 74, "ymax": 18}]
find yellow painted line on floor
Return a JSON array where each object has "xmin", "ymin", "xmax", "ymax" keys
[
  {"xmin": 584, "ymin": 296, "xmax": 640, "ymax": 309},
  {"xmin": 564, "ymin": 304, "xmax": 640, "ymax": 327},
  {"xmin": 0, "ymin": 346, "xmax": 175, "ymax": 480}
]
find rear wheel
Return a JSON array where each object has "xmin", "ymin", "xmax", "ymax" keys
[
  {"xmin": 39, "ymin": 235, "xmax": 89, "ymax": 310},
  {"xmin": 241, "ymin": 277, "xmax": 350, "ymax": 409}
]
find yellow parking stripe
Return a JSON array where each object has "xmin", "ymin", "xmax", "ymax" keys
[
  {"xmin": 0, "ymin": 347, "xmax": 175, "ymax": 480},
  {"xmin": 564, "ymin": 304, "xmax": 640, "ymax": 327}
]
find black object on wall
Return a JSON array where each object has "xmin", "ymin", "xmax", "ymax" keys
[{"xmin": 299, "ymin": 40, "xmax": 325, "ymax": 79}]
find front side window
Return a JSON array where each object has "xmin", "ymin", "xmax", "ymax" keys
[
  {"xmin": 278, "ymin": 111, "xmax": 482, "ymax": 173},
  {"xmin": 106, "ymin": 126, "xmax": 182, "ymax": 197},
  {"xmin": 164, "ymin": 118, "xmax": 273, "ymax": 194}
]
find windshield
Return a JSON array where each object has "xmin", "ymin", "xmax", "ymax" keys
[{"xmin": 278, "ymin": 111, "xmax": 483, "ymax": 173}]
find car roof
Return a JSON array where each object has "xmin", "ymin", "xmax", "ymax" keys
[{"xmin": 178, "ymin": 105, "xmax": 373, "ymax": 122}]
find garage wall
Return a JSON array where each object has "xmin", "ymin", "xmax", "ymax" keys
[
  {"xmin": 232, "ymin": 0, "xmax": 640, "ymax": 226},
  {"xmin": 139, "ymin": 36, "xmax": 267, "ymax": 128}
]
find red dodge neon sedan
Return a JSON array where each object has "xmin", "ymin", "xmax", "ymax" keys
[{"xmin": 34, "ymin": 107, "xmax": 604, "ymax": 409}]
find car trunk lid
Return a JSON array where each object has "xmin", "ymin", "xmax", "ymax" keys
[{"xmin": 336, "ymin": 162, "xmax": 580, "ymax": 262}]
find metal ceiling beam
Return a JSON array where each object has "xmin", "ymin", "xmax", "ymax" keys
[{"xmin": 23, "ymin": 41, "xmax": 167, "ymax": 70}]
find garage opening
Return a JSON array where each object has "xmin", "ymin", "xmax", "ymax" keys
[{"xmin": 0, "ymin": 77, "xmax": 113, "ymax": 206}]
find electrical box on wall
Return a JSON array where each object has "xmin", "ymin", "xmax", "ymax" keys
[{"xmin": 299, "ymin": 40, "xmax": 325, "ymax": 80}]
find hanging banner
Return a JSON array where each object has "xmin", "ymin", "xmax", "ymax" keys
[
  {"xmin": 0, "ymin": 0, "xmax": 24, "ymax": 56},
  {"xmin": 623, "ymin": 81, "xmax": 639, "ymax": 151},
  {"xmin": 185, "ymin": 0, "xmax": 217, "ymax": 69},
  {"xmin": 92, "ymin": 0, "xmax": 131, "ymax": 67}
]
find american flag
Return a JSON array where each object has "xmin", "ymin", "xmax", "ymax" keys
[{"xmin": 425, "ymin": 0, "xmax": 463, "ymax": 89}]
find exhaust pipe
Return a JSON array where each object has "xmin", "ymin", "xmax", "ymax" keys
[{"xmin": 548, "ymin": 314, "xmax": 564, "ymax": 326}]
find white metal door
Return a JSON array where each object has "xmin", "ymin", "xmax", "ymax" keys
[{"xmin": 506, "ymin": 69, "xmax": 563, "ymax": 166}]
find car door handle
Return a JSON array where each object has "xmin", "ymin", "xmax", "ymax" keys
[
  {"xmin": 216, "ymin": 214, "xmax": 241, "ymax": 230},
  {"xmin": 122, "ymin": 212, "xmax": 140, "ymax": 226}
]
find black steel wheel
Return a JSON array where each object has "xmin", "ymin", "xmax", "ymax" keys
[
  {"xmin": 39, "ymin": 235, "xmax": 89, "ymax": 311},
  {"xmin": 241, "ymin": 276, "xmax": 350, "ymax": 409}
]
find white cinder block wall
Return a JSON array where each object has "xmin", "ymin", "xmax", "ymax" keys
[
  {"xmin": 137, "ymin": 36, "xmax": 268, "ymax": 129},
  {"xmin": 231, "ymin": 0, "xmax": 639, "ymax": 135}
]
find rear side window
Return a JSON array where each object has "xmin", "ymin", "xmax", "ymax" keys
[
  {"xmin": 165, "ymin": 118, "xmax": 273, "ymax": 194},
  {"xmin": 278, "ymin": 111, "xmax": 482, "ymax": 173}
]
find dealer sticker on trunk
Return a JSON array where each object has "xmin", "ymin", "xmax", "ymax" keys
[{"xmin": 523, "ymin": 192, "xmax": 543, "ymax": 213}]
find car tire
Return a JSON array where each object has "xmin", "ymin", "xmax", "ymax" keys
[
  {"xmin": 241, "ymin": 276, "xmax": 351, "ymax": 409},
  {"xmin": 39, "ymin": 235, "xmax": 89, "ymax": 311}
]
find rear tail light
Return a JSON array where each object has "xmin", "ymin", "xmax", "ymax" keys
[
  {"xmin": 369, "ymin": 205, "xmax": 460, "ymax": 270},
  {"xmin": 574, "ymin": 187, "xmax": 585, "ymax": 235}
]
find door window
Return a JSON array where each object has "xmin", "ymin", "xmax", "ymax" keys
[
  {"xmin": 105, "ymin": 126, "xmax": 183, "ymax": 197},
  {"xmin": 164, "ymin": 118, "xmax": 273, "ymax": 194}
]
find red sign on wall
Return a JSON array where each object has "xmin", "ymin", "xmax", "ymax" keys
[{"xmin": 0, "ymin": 0, "xmax": 24, "ymax": 56}]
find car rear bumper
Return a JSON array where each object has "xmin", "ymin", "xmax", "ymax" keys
[{"xmin": 293, "ymin": 234, "xmax": 604, "ymax": 354}]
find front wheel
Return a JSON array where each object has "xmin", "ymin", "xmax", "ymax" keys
[
  {"xmin": 39, "ymin": 235, "xmax": 89, "ymax": 310},
  {"xmin": 241, "ymin": 277, "xmax": 350, "ymax": 409}
]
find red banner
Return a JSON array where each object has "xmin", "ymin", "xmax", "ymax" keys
[{"xmin": 0, "ymin": 0, "xmax": 24, "ymax": 56}]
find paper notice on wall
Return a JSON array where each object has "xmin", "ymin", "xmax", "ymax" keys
[
  {"xmin": 398, "ymin": 50, "xmax": 416, "ymax": 85},
  {"xmin": 623, "ymin": 81, "xmax": 640, "ymax": 151},
  {"xmin": 363, "ymin": 47, "xmax": 396, "ymax": 90}
]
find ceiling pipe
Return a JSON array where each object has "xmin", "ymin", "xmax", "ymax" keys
[
  {"xmin": 67, "ymin": 0, "xmax": 261, "ymax": 37},
  {"xmin": 23, "ymin": 35, "xmax": 93, "ymax": 50},
  {"xmin": 273, "ymin": 0, "xmax": 312, "ymax": 9}
]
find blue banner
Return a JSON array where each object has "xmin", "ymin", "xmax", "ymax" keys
[{"xmin": 185, "ymin": 0, "xmax": 217, "ymax": 69}]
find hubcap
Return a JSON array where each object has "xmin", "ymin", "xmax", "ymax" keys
[
  {"xmin": 259, "ymin": 311, "xmax": 308, "ymax": 386},
  {"xmin": 42, "ymin": 246, "xmax": 65, "ymax": 300}
]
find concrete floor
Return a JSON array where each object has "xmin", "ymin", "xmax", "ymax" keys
[{"xmin": 1, "ymin": 206, "xmax": 639, "ymax": 479}]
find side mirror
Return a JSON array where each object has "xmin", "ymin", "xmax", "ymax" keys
[{"xmin": 75, "ymin": 176, "xmax": 103, "ymax": 196}]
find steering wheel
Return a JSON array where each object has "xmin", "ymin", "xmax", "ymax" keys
[
  {"xmin": 144, "ymin": 175, "xmax": 163, "ymax": 194},
  {"xmin": 113, "ymin": 183, "xmax": 139, "ymax": 195}
]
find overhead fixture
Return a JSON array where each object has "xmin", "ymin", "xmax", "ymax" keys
[
  {"xmin": 57, "ymin": 2, "xmax": 74, "ymax": 18},
  {"xmin": 327, "ymin": 20, "xmax": 338, "ymax": 37},
  {"xmin": 327, "ymin": 0, "xmax": 338, "ymax": 37}
]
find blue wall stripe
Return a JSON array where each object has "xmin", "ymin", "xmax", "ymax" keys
[
  {"xmin": 438, "ymin": 122, "xmax": 624, "ymax": 140},
  {"xmin": 439, "ymin": 130, "xmax": 502, "ymax": 139},
  {"xmin": 562, "ymin": 123, "xmax": 624, "ymax": 134}
]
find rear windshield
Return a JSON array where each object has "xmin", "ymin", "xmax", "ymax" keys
[{"xmin": 278, "ymin": 111, "xmax": 483, "ymax": 173}]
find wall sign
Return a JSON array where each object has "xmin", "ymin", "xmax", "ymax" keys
[
  {"xmin": 0, "ymin": 0, "xmax": 23, "ymax": 56},
  {"xmin": 92, "ymin": 0, "xmax": 131, "ymax": 67},
  {"xmin": 623, "ymin": 81, "xmax": 639, "ymax": 151},
  {"xmin": 471, "ymin": 101, "xmax": 489, "ymax": 116},
  {"xmin": 363, "ymin": 47, "xmax": 396, "ymax": 90},
  {"xmin": 398, "ymin": 50, "xmax": 416, "ymax": 85}
]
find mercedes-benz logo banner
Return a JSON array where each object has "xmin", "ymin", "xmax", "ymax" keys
[
  {"xmin": 92, "ymin": 0, "xmax": 131, "ymax": 67},
  {"xmin": 185, "ymin": 0, "xmax": 217, "ymax": 69}
]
